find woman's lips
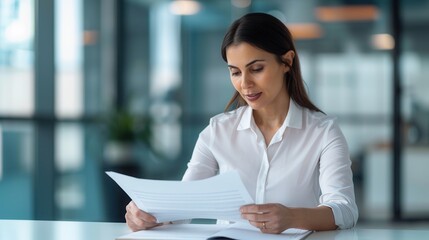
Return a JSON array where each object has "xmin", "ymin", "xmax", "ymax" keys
[{"xmin": 245, "ymin": 92, "xmax": 262, "ymax": 101}]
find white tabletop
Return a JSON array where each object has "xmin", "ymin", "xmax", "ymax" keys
[
  {"xmin": 306, "ymin": 228, "xmax": 429, "ymax": 240},
  {"xmin": 0, "ymin": 220, "xmax": 129, "ymax": 240},
  {"xmin": 1, "ymin": 219, "xmax": 429, "ymax": 240}
]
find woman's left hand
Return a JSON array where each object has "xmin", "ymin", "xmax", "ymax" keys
[{"xmin": 240, "ymin": 203, "xmax": 295, "ymax": 234}]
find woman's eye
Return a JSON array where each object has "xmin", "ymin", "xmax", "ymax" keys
[
  {"xmin": 231, "ymin": 71, "xmax": 240, "ymax": 76},
  {"xmin": 252, "ymin": 67, "xmax": 263, "ymax": 72}
]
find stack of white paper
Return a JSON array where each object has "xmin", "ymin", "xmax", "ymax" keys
[{"xmin": 106, "ymin": 171, "xmax": 254, "ymax": 222}]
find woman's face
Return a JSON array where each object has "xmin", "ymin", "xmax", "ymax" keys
[{"xmin": 226, "ymin": 42, "xmax": 292, "ymax": 111}]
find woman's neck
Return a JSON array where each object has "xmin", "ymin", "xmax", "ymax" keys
[
  {"xmin": 252, "ymin": 96, "xmax": 290, "ymax": 145},
  {"xmin": 253, "ymin": 95, "xmax": 290, "ymax": 129}
]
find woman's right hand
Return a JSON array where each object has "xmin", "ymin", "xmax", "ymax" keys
[{"xmin": 125, "ymin": 201, "xmax": 162, "ymax": 231}]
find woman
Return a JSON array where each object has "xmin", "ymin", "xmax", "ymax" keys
[{"xmin": 125, "ymin": 12, "xmax": 358, "ymax": 234}]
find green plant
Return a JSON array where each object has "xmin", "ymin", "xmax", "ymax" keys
[{"xmin": 106, "ymin": 110, "xmax": 152, "ymax": 146}]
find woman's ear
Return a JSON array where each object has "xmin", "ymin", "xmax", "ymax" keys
[{"xmin": 282, "ymin": 50, "xmax": 295, "ymax": 67}]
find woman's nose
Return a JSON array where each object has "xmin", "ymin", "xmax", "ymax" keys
[{"xmin": 241, "ymin": 74, "xmax": 253, "ymax": 89}]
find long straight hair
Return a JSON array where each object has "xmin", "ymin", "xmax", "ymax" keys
[{"xmin": 221, "ymin": 12, "xmax": 322, "ymax": 113}]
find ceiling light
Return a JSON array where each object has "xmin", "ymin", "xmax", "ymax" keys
[
  {"xmin": 371, "ymin": 33, "xmax": 395, "ymax": 50},
  {"xmin": 287, "ymin": 23, "xmax": 323, "ymax": 40},
  {"xmin": 316, "ymin": 5, "xmax": 379, "ymax": 22},
  {"xmin": 170, "ymin": 0, "xmax": 201, "ymax": 15}
]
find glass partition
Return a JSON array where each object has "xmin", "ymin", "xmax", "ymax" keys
[
  {"xmin": 401, "ymin": 0, "xmax": 429, "ymax": 219},
  {"xmin": 0, "ymin": 0, "xmax": 35, "ymax": 219},
  {"xmin": 0, "ymin": 0, "xmax": 34, "ymax": 116},
  {"xmin": 0, "ymin": 122, "xmax": 34, "ymax": 219}
]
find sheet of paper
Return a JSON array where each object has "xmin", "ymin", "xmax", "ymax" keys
[
  {"xmin": 106, "ymin": 171, "xmax": 254, "ymax": 222},
  {"xmin": 116, "ymin": 224, "xmax": 226, "ymax": 240},
  {"xmin": 116, "ymin": 223, "xmax": 312, "ymax": 240},
  {"xmin": 207, "ymin": 222, "xmax": 312, "ymax": 240}
]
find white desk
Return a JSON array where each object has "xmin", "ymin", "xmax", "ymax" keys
[
  {"xmin": 306, "ymin": 228, "xmax": 429, "ymax": 240},
  {"xmin": 1, "ymin": 220, "xmax": 429, "ymax": 240},
  {"xmin": 0, "ymin": 220, "xmax": 129, "ymax": 240}
]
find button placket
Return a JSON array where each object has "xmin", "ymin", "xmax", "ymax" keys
[{"xmin": 255, "ymin": 142, "xmax": 270, "ymax": 204}]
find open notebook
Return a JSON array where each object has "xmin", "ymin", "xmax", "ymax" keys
[{"xmin": 117, "ymin": 222, "xmax": 312, "ymax": 240}]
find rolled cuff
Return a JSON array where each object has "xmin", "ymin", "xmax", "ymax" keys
[{"xmin": 319, "ymin": 202, "xmax": 358, "ymax": 229}]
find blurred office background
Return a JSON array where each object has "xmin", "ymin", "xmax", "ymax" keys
[{"xmin": 1, "ymin": 0, "xmax": 429, "ymax": 225}]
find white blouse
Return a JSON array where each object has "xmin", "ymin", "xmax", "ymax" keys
[{"xmin": 182, "ymin": 100, "xmax": 358, "ymax": 229}]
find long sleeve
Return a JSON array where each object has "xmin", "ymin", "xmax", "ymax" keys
[
  {"xmin": 318, "ymin": 120, "xmax": 359, "ymax": 229},
  {"xmin": 182, "ymin": 123, "xmax": 219, "ymax": 181}
]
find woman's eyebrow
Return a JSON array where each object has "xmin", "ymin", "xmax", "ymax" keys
[{"xmin": 228, "ymin": 59, "xmax": 265, "ymax": 69}]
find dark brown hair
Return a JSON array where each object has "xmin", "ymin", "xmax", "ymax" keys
[{"xmin": 221, "ymin": 12, "xmax": 322, "ymax": 113}]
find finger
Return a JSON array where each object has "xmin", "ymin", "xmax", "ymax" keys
[
  {"xmin": 260, "ymin": 227, "xmax": 277, "ymax": 234},
  {"xmin": 240, "ymin": 204, "xmax": 272, "ymax": 214},
  {"xmin": 126, "ymin": 211, "xmax": 161, "ymax": 231},
  {"xmin": 128, "ymin": 203, "xmax": 157, "ymax": 223},
  {"xmin": 248, "ymin": 221, "xmax": 276, "ymax": 234},
  {"xmin": 135, "ymin": 210, "xmax": 158, "ymax": 223},
  {"xmin": 126, "ymin": 203, "xmax": 141, "ymax": 231},
  {"xmin": 128, "ymin": 201, "xmax": 139, "ymax": 211},
  {"xmin": 241, "ymin": 212, "xmax": 271, "ymax": 222},
  {"xmin": 251, "ymin": 218, "xmax": 285, "ymax": 234},
  {"xmin": 248, "ymin": 220, "xmax": 273, "ymax": 232},
  {"xmin": 126, "ymin": 202, "xmax": 160, "ymax": 231},
  {"xmin": 128, "ymin": 220, "xmax": 161, "ymax": 231},
  {"xmin": 126, "ymin": 212, "xmax": 143, "ymax": 231},
  {"xmin": 260, "ymin": 225, "xmax": 283, "ymax": 234}
]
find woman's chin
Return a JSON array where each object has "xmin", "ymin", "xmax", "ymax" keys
[{"xmin": 247, "ymin": 102, "xmax": 263, "ymax": 110}]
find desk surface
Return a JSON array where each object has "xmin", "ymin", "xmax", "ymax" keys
[{"xmin": 1, "ymin": 219, "xmax": 429, "ymax": 240}]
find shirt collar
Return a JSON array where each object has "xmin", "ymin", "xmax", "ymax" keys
[
  {"xmin": 284, "ymin": 99, "xmax": 303, "ymax": 129},
  {"xmin": 236, "ymin": 99, "xmax": 303, "ymax": 131},
  {"xmin": 237, "ymin": 106, "xmax": 253, "ymax": 131}
]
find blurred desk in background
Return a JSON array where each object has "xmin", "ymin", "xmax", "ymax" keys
[
  {"xmin": 363, "ymin": 146, "xmax": 429, "ymax": 220},
  {"xmin": 1, "ymin": 219, "xmax": 429, "ymax": 240}
]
